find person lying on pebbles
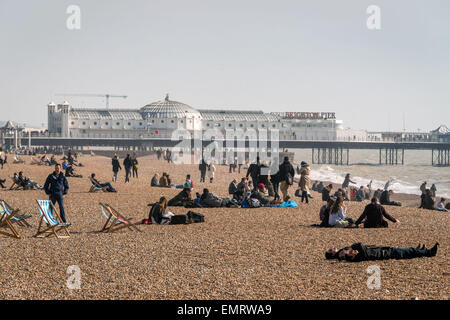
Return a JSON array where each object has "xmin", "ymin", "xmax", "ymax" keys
[{"xmin": 325, "ymin": 242, "xmax": 439, "ymax": 262}]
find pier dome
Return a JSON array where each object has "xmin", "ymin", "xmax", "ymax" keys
[{"xmin": 140, "ymin": 94, "xmax": 202, "ymax": 119}]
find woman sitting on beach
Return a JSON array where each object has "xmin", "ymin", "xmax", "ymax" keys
[
  {"xmin": 319, "ymin": 198, "xmax": 334, "ymax": 227},
  {"xmin": 328, "ymin": 196, "xmax": 355, "ymax": 228},
  {"xmin": 436, "ymin": 198, "xmax": 448, "ymax": 212},
  {"xmin": 147, "ymin": 197, "xmax": 174, "ymax": 224},
  {"xmin": 151, "ymin": 173, "xmax": 160, "ymax": 187}
]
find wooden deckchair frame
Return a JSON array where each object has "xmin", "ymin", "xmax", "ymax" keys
[
  {"xmin": 0, "ymin": 202, "xmax": 22, "ymax": 239},
  {"xmin": 0, "ymin": 199, "xmax": 32, "ymax": 228},
  {"xmin": 89, "ymin": 178, "xmax": 107, "ymax": 193},
  {"xmin": 9, "ymin": 177, "xmax": 23, "ymax": 190},
  {"xmin": 34, "ymin": 200, "xmax": 70, "ymax": 239},
  {"xmin": 99, "ymin": 202, "xmax": 141, "ymax": 233}
]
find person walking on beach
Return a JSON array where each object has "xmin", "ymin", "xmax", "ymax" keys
[
  {"xmin": 111, "ymin": 154, "xmax": 121, "ymax": 182},
  {"xmin": 298, "ymin": 161, "xmax": 311, "ymax": 204},
  {"xmin": 208, "ymin": 162, "xmax": 216, "ymax": 183},
  {"xmin": 342, "ymin": 173, "xmax": 355, "ymax": 189},
  {"xmin": 278, "ymin": 156, "xmax": 295, "ymax": 202},
  {"xmin": 123, "ymin": 154, "xmax": 132, "ymax": 183},
  {"xmin": 199, "ymin": 158, "xmax": 207, "ymax": 183},
  {"xmin": 44, "ymin": 164, "xmax": 70, "ymax": 224},
  {"xmin": 131, "ymin": 153, "xmax": 139, "ymax": 179}
]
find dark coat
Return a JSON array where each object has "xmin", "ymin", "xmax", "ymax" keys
[
  {"xmin": 355, "ymin": 203, "xmax": 396, "ymax": 228},
  {"xmin": 278, "ymin": 160, "xmax": 294, "ymax": 183},
  {"xmin": 112, "ymin": 158, "xmax": 121, "ymax": 172},
  {"xmin": 44, "ymin": 172, "xmax": 69, "ymax": 196}
]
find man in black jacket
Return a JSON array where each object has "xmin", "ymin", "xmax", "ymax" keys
[
  {"xmin": 278, "ymin": 156, "xmax": 295, "ymax": 202},
  {"xmin": 44, "ymin": 164, "xmax": 70, "ymax": 223},
  {"xmin": 325, "ymin": 242, "xmax": 439, "ymax": 262},
  {"xmin": 111, "ymin": 154, "xmax": 121, "ymax": 182},
  {"xmin": 246, "ymin": 156, "xmax": 261, "ymax": 190},
  {"xmin": 199, "ymin": 159, "xmax": 207, "ymax": 183},
  {"xmin": 355, "ymin": 197, "xmax": 399, "ymax": 228},
  {"xmin": 123, "ymin": 154, "xmax": 132, "ymax": 183}
]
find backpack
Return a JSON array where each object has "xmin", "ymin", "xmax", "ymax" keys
[
  {"xmin": 187, "ymin": 211, "xmax": 205, "ymax": 223},
  {"xmin": 248, "ymin": 198, "xmax": 261, "ymax": 208},
  {"xmin": 170, "ymin": 214, "xmax": 189, "ymax": 225}
]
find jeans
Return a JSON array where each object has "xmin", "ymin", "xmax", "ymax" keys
[
  {"xmin": 101, "ymin": 182, "xmax": 116, "ymax": 192},
  {"xmin": 132, "ymin": 167, "xmax": 138, "ymax": 178},
  {"xmin": 125, "ymin": 169, "xmax": 131, "ymax": 182},
  {"xmin": 392, "ymin": 248, "xmax": 429, "ymax": 259},
  {"xmin": 272, "ymin": 182, "xmax": 280, "ymax": 200},
  {"xmin": 200, "ymin": 171, "xmax": 206, "ymax": 182},
  {"xmin": 113, "ymin": 171, "xmax": 118, "ymax": 181},
  {"xmin": 50, "ymin": 193, "xmax": 66, "ymax": 223},
  {"xmin": 301, "ymin": 190, "xmax": 309, "ymax": 203}
]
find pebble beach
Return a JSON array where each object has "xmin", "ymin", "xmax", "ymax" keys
[{"xmin": 0, "ymin": 154, "xmax": 448, "ymax": 300}]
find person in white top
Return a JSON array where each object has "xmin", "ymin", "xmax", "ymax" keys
[
  {"xmin": 436, "ymin": 198, "xmax": 448, "ymax": 212},
  {"xmin": 328, "ymin": 197, "xmax": 355, "ymax": 227},
  {"xmin": 208, "ymin": 163, "xmax": 216, "ymax": 183}
]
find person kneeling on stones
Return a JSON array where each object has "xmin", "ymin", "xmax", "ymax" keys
[
  {"xmin": 354, "ymin": 197, "xmax": 399, "ymax": 228},
  {"xmin": 325, "ymin": 242, "xmax": 439, "ymax": 262}
]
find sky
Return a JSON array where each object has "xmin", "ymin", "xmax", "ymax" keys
[{"xmin": 0, "ymin": 0, "xmax": 449, "ymax": 132}]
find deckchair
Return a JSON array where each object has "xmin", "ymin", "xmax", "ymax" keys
[
  {"xmin": 89, "ymin": 178, "xmax": 107, "ymax": 193},
  {"xmin": 13, "ymin": 155, "xmax": 25, "ymax": 164},
  {"xmin": 0, "ymin": 199, "xmax": 32, "ymax": 228},
  {"xmin": 30, "ymin": 156, "xmax": 41, "ymax": 165},
  {"xmin": 99, "ymin": 202, "xmax": 141, "ymax": 233},
  {"xmin": 9, "ymin": 177, "xmax": 23, "ymax": 190},
  {"xmin": 34, "ymin": 200, "xmax": 70, "ymax": 238},
  {"xmin": 0, "ymin": 201, "xmax": 23, "ymax": 239}
]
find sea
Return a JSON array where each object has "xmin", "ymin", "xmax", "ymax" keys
[{"xmin": 292, "ymin": 149, "xmax": 450, "ymax": 198}]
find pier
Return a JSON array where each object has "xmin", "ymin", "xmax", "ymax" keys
[{"xmin": 3, "ymin": 136, "xmax": 450, "ymax": 167}]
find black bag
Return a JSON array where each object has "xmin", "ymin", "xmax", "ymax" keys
[
  {"xmin": 187, "ymin": 211, "xmax": 205, "ymax": 223},
  {"xmin": 170, "ymin": 214, "xmax": 189, "ymax": 225},
  {"xmin": 286, "ymin": 172, "xmax": 293, "ymax": 185}
]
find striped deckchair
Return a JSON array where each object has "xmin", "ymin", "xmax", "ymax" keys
[
  {"xmin": 99, "ymin": 202, "xmax": 141, "ymax": 233},
  {"xmin": 34, "ymin": 200, "xmax": 70, "ymax": 238},
  {"xmin": 0, "ymin": 201, "xmax": 23, "ymax": 239},
  {"xmin": 89, "ymin": 178, "xmax": 107, "ymax": 193},
  {"xmin": 0, "ymin": 199, "xmax": 32, "ymax": 227}
]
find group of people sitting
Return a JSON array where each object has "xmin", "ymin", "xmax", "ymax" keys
[
  {"xmin": 419, "ymin": 182, "xmax": 448, "ymax": 211},
  {"xmin": 318, "ymin": 195, "xmax": 400, "ymax": 228},
  {"xmin": 150, "ymin": 172, "xmax": 194, "ymax": 189},
  {"xmin": 11, "ymin": 171, "xmax": 43, "ymax": 190}
]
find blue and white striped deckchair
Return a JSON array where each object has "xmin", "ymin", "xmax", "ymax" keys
[
  {"xmin": 0, "ymin": 200, "xmax": 23, "ymax": 239},
  {"xmin": 99, "ymin": 202, "xmax": 141, "ymax": 233},
  {"xmin": 34, "ymin": 200, "xmax": 70, "ymax": 238},
  {"xmin": 0, "ymin": 199, "xmax": 31, "ymax": 228},
  {"xmin": 89, "ymin": 178, "xmax": 106, "ymax": 193}
]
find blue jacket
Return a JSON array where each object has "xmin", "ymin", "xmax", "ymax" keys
[{"xmin": 44, "ymin": 172, "xmax": 69, "ymax": 196}]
